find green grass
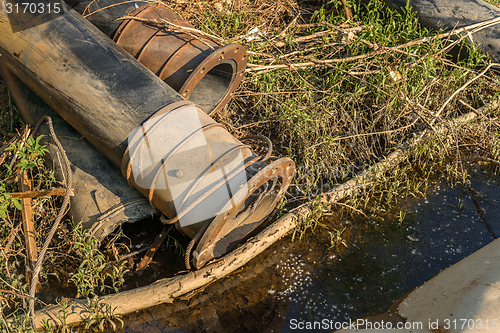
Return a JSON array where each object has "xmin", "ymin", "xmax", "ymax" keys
[
  {"xmin": 177, "ymin": 0, "xmax": 500, "ymax": 234},
  {"xmin": 69, "ymin": 224, "xmax": 126, "ymax": 299},
  {"xmin": 484, "ymin": 0, "xmax": 500, "ymax": 7}
]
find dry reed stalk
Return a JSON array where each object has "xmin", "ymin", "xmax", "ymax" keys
[{"xmin": 247, "ymin": 17, "xmax": 500, "ymax": 73}]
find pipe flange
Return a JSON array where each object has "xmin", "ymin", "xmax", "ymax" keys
[
  {"xmin": 113, "ymin": 3, "xmax": 247, "ymax": 115},
  {"xmin": 190, "ymin": 157, "xmax": 295, "ymax": 269},
  {"xmin": 178, "ymin": 43, "xmax": 247, "ymax": 116}
]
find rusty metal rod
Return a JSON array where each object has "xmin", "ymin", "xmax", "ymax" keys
[{"xmin": 20, "ymin": 171, "xmax": 40, "ymax": 294}]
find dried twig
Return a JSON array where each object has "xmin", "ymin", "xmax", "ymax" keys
[
  {"xmin": 9, "ymin": 188, "xmax": 74, "ymax": 199},
  {"xmin": 0, "ymin": 289, "xmax": 40, "ymax": 301},
  {"xmin": 273, "ymin": 25, "xmax": 365, "ymax": 48},
  {"xmin": 117, "ymin": 15, "xmax": 224, "ymax": 50},
  {"xmin": 278, "ymin": 42, "xmax": 342, "ymax": 58},
  {"xmin": 273, "ymin": 29, "xmax": 335, "ymax": 48},
  {"xmin": 292, "ymin": 22, "xmax": 361, "ymax": 29},
  {"xmin": 117, "ymin": 246, "xmax": 148, "ymax": 262},
  {"xmin": 434, "ymin": 63, "xmax": 498, "ymax": 120},
  {"xmin": 234, "ymin": 119, "xmax": 278, "ymax": 130},
  {"xmin": 247, "ymin": 17, "xmax": 500, "ymax": 73},
  {"xmin": 233, "ymin": 90, "xmax": 307, "ymax": 97}
]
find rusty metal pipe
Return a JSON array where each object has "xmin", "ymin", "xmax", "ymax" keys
[
  {"xmin": 0, "ymin": 4, "xmax": 294, "ymax": 268},
  {"xmin": 67, "ymin": 0, "xmax": 246, "ymax": 115}
]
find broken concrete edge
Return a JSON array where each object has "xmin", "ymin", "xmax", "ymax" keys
[
  {"xmin": 335, "ymin": 237, "xmax": 500, "ymax": 333},
  {"xmin": 31, "ymin": 105, "xmax": 495, "ymax": 330},
  {"xmin": 399, "ymin": 237, "xmax": 500, "ymax": 332}
]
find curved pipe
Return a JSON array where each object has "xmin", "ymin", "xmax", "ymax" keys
[{"xmin": 67, "ymin": 0, "xmax": 247, "ymax": 115}]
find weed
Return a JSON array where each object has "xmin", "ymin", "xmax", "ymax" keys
[
  {"xmin": 165, "ymin": 234, "xmax": 185, "ymax": 257},
  {"xmin": 167, "ymin": 0, "xmax": 500, "ymax": 239},
  {"xmin": 397, "ymin": 210, "xmax": 406, "ymax": 227},
  {"xmin": 0, "ymin": 134, "xmax": 49, "ymax": 218},
  {"xmin": 40, "ymin": 300, "xmax": 75, "ymax": 333},
  {"xmin": 292, "ymin": 196, "xmax": 329, "ymax": 240},
  {"xmin": 328, "ymin": 227, "xmax": 347, "ymax": 249},
  {"xmin": 81, "ymin": 299, "xmax": 124, "ymax": 332},
  {"xmin": 5, "ymin": 135, "xmax": 49, "ymax": 174},
  {"xmin": 69, "ymin": 224, "xmax": 126, "ymax": 299},
  {"xmin": 0, "ymin": 179, "xmax": 21, "ymax": 218}
]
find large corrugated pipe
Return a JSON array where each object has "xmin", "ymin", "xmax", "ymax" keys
[
  {"xmin": 0, "ymin": 3, "xmax": 294, "ymax": 269},
  {"xmin": 67, "ymin": 0, "xmax": 247, "ymax": 115}
]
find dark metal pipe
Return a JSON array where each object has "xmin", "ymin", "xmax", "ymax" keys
[
  {"xmin": 0, "ymin": 4, "xmax": 183, "ymax": 167},
  {"xmin": 0, "ymin": 64, "xmax": 159, "ymax": 241}
]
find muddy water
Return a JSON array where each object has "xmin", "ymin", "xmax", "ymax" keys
[{"xmin": 114, "ymin": 164, "xmax": 500, "ymax": 332}]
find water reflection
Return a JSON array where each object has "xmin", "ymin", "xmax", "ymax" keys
[{"xmin": 117, "ymin": 164, "xmax": 500, "ymax": 332}]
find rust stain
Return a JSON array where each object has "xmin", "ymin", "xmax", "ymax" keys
[
  {"xmin": 463, "ymin": 276, "xmax": 482, "ymax": 291},
  {"xmin": 485, "ymin": 283, "xmax": 500, "ymax": 291}
]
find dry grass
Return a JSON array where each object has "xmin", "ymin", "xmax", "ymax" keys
[{"xmin": 169, "ymin": 0, "xmax": 500, "ymax": 204}]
